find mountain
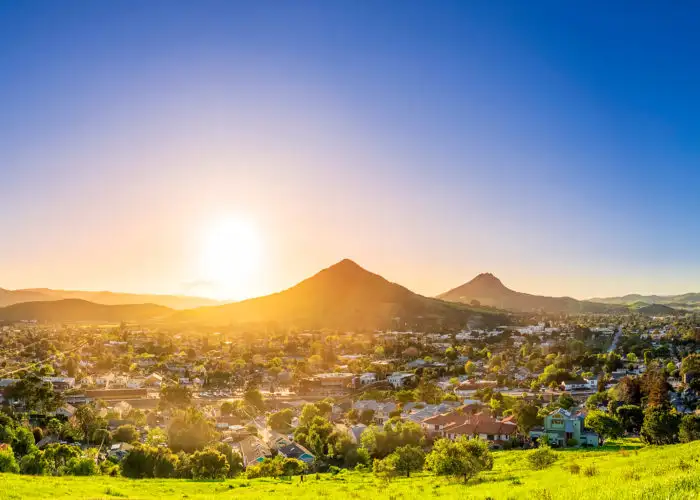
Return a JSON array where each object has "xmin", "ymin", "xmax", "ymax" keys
[
  {"xmin": 438, "ymin": 273, "xmax": 616, "ymax": 314},
  {"xmin": 627, "ymin": 302, "xmax": 682, "ymax": 316},
  {"xmin": 174, "ymin": 259, "xmax": 505, "ymax": 329},
  {"xmin": 0, "ymin": 299, "xmax": 172, "ymax": 323},
  {"xmin": 0, "ymin": 288, "xmax": 220, "ymax": 309},
  {"xmin": 591, "ymin": 292, "xmax": 700, "ymax": 310}
]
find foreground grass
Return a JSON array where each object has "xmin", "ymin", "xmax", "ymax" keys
[{"xmin": 2, "ymin": 440, "xmax": 700, "ymax": 499}]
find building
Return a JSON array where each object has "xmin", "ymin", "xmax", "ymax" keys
[
  {"xmin": 278, "ymin": 442, "xmax": 315, "ymax": 464},
  {"xmin": 299, "ymin": 373, "xmax": 354, "ymax": 396},
  {"xmin": 238, "ymin": 436, "xmax": 272, "ymax": 467},
  {"xmin": 387, "ymin": 372, "xmax": 415, "ymax": 388},
  {"xmin": 529, "ymin": 408, "xmax": 599, "ymax": 447}
]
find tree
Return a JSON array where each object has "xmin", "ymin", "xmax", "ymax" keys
[
  {"xmin": 244, "ymin": 388, "xmax": 265, "ymax": 413},
  {"xmin": 425, "ymin": 436, "xmax": 493, "ymax": 484},
  {"xmin": 46, "ymin": 418, "xmax": 63, "ymax": 437},
  {"xmin": 415, "ymin": 380, "xmax": 443, "ymax": 404},
  {"xmin": 220, "ymin": 401, "xmax": 234, "ymax": 417},
  {"xmin": 267, "ymin": 409, "xmax": 293, "ymax": 433},
  {"xmin": 359, "ymin": 409, "xmax": 375, "ymax": 425},
  {"xmin": 361, "ymin": 420, "xmax": 424, "ymax": 459},
  {"xmin": 121, "ymin": 444, "xmax": 179, "ymax": 478},
  {"xmin": 680, "ymin": 354, "xmax": 700, "ymax": 378},
  {"xmin": 389, "ymin": 445, "xmax": 425, "ymax": 477},
  {"xmin": 465, "ymin": 361, "xmax": 476, "ymax": 376},
  {"xmin": 584, "ymin": 411, "xmax": 622, "ymax": 442},
  {"xmin": 167, "ymin": 408, "xmax": 218, "ymax": 453},
  {"xmin": 74, "ymin": 403, "xmax": 106, "ymax": 445},
  {"xmin": 299, "ymin": 404, "xmax": 321, "ymax": 427},
  {"xmin": 616, "ymin": 405, "xmax": 644, "ymax": 434},
  {"xmin": 512, "ymin": 400, "xmax": 541, "ymax": 435},
  {"xmin": 556, "ymin": 393, "xmax": 575, "ymax": 410},
  {"xmin": 641, "ymin": 405, "xmax": 680, "ymax": 445},
  {"xmin": 679, "ymin": 414, "xmax": 700, "ymax": 443},
  {"xmin": 113, "ymin": 425, "xmax": 139, "ymax": 444},
  {"xmin": 281, "ymin": 457, "xmax": 306, "ymax": 477},
  {"xmin": 212, "ymin": 442, "xmax": 243, "ymax": 477},
  {"xmin": 189, "ymin": 448, "xmax": 229, "ymax": 479},
  {"xmin": 4, "ymin": 373, "xmax": 62, "ymax": 413},
  {"xmin": 614, "ymin": 376, "xmax": 642, "ymax": 406},
  {"xmin": 160, "ymin": 385, "xmax": 192, "ymax": 410},
  {"xmin": 145, "ymin": 427, "xmax": 168, "ymax": 447}
]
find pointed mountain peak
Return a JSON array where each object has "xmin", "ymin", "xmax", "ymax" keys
[{"xmin": 468, "ymin": 272, "xmax": 505, "ymax": 287}]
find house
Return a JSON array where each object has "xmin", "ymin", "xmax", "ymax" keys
[
  {"xmin": 387, "ymin": 372, "xmax": 415, "ymax": 388},
  {"xmin": 347, "ymin": 424, "xmax": 367, "ymax": 444},
  {"xmin": 278, "ymin": 442, "xmax": 315, "ymax": 464},
  {"xmin": 55, "ymin": 404, "xmax": 76, "ymax": 419},
  {"xmin": 359, "ymin": 373, "xmax": 377, "ymax": 386},
  {"xmin": 299, "ymin": 373, "xmax": 354, "ymax": 396},
  {"xmin": 353, "ymin": 400, "xmax": 397, "ymax": 425},
  {"xmin": 238, "ymin": 436, "xmax": 272, "ymax": 467},
  {"xmin": 441, "ymin": 413, "xmax": 518, "ymax": 444},
  {"xmin": 561, "ymin": 381, "xmax": 589, "ymax": 391},
  {"xmin": 108, "ymin": 442, "xmax": 134, "ymax": 461},
  {"xmin": 529, "ymin": 408, "xmax": 599, "ymax": 447}
]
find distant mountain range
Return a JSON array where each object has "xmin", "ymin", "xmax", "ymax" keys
[
  {"xmin": 438, "ymin": 273, "xmax": 619, "ymax": 314},
  {"xmin": 0, "ymin": 299, "xmax": 171, "ymax": 323},
  {"xmin": 0, "ymin": 288, "xmax": 220, "ymax": 309},
  {"xmin": 0, "ymin": 260, "xmax": 505, "ymax": 329},
  {"xmin": 591, "ymin": 293, "xmax": 700, "ymax": 310}
]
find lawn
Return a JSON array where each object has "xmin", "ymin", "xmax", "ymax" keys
[{"xmin": 1, "ymin": 440, "xmax": 700, "ymax": 499}]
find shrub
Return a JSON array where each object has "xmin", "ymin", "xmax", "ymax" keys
[
  {"xmin": 582, "ymin": 464, "xmax": 598, "ymax": 477},
  {"xmin": 0, "ymin": 445, "xmax": 19, "ymax": 473},
  {"xmin": 566, "ymin": 438, "xmax": 578, "ymax": 447},
  {"xmin": 66, "ymin": 456, "xmax": 98, "ymax": 476},
  {"xmin": 567, "ymin": 462, "xmax": 581, "ymax": 474},
  {"xmin": 19, "ymin": 450, "xmax": 50, "ymax": 475},
  {"xmin": 528, "ymin": 445, "xmax": 557, "ymax": 470},
  {"xmin": 113, "ymin": 425, "xmax": 139, "ymax": 444}
]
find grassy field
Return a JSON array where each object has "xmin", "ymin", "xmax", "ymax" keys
[{"xmin": 2, "ymin": 440, "xmax": 700, "ymax": 499}]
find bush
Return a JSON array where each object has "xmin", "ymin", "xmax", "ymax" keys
[
  {"xmin": 567, "ymin": 462, "xmax": 581, "ymax": 474},
  {"xmin": 189, "ymin": 448, "xmax": 229, "ymax": 480},
  {"xmin": 0, "ymin": 446, "xmax": 19, "ymax": 473},
  {"xmin": 32, "ymin": 427, "xmax": 43, "ymax": 443},
  {"xmin": 566, "ymin": 438, "xmax": 578, "ymax": 447},
  {"xmin": 19, "ymin": 450, "xmax": 50, "ymax": 475},
  {"xmin": 528, "ymin": 445, "xmax": 557, "ymax": 470},
  {"xmin": 66, "ymin": 456, "xmax": 98, "ymax": 476},
  {"xmin": 582, "ymin": 464, "xmax": 598, "ymax": 477}
]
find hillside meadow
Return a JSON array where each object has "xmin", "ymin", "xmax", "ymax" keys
[{"xmin": 1, "ymin": 440, "xmax": 699, "ymax": 500}]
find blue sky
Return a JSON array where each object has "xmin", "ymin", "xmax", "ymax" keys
[{"xmin": 2, "ymin": 1, "xmax": 700, "ymax": 299}]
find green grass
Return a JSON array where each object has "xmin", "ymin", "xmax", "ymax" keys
[{"xmin": 2, "ymin": 440, "xmax": 700, "ymax": 499}]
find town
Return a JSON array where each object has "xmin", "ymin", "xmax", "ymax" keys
[{"xmin": 0, "ymin": 311, "xmax": 698, "ymax": 480}]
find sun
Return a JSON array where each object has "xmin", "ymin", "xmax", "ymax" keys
[{"xmin": 199, "ymin": 216, "xmax": 262, "ymax": 300}]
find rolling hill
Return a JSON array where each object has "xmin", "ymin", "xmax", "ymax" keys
[
  {"xmin": 438, "ymin": 273, "xmax": 617, "ymax": 314},
  {"xmin": 0, "ymin": 288, "xmax": 220, "ymax": 309},
  {"xmin": 174, "ymin": 259, "xmax": 505, "ymax": 329},
  {"xmin": 591, "ymin": 292, "xmax": 700, "ymax": 310},
  {"xmin": 0, "ymin": 299, "xmax": 173, "ymax": 323}
]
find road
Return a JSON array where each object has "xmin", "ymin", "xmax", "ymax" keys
[{"xmin": 608, "ymin": 326, "xmax": 622, "ymax": 353}]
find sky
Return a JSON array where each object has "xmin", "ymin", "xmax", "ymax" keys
[{"xmin": 2, "ymin": 1, "xmax": 700, "ymax": 301}]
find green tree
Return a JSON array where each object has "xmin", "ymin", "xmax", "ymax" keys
[
  {"xmin": 189, "ymin": 448, "xmax": 229, "ymax": 479},
  {"xmin": 679, "ymin": 414, "xmax": 700, "ymax": 443},
  {"xmin": 641, "ymin": 405, "xmax": 680, "ymax": 445},
  {"xmin": 512, "ymin": 400, "xmax": 541, "ymax": 435},
  {"xmin": 425, "ymin": 436, "xmax": 493, "ymax": 484},
  {"xmin": 167, "ymin": 408, "xmax": 218, "ymax": 453},
  {"xmin": 389, "ymin": 444, "xmax": 425, "ymax": 477},
  {"xmin": 159, "ymin": 385, "xmax": 192, "ymax": 410},
  {"xmin": 584, "ymin": 411, "xmax": 622, "ymax": 442},
  {"xmin": 113, "ymin": 425, "xmax": 139, "ymax": 443},
  {"xmin": 212, "ymin": 442, "xmax": 243, "ymax": 477},
  {"xmin": 267, "ymin": 409, "xmax": 293, "ymax": 433}
]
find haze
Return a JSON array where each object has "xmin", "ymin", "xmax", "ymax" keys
[{"xmin": 3, "ymin": 1, "xmax": 700, "ymax": 300}]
